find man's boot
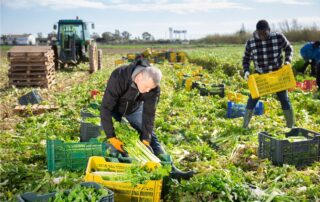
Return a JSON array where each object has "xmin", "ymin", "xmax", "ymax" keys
[
  {"xmin": 283, "ymin": 108, "xmax": 295, "ymax": 128},
  {"xmin": 169, "ymin": 164, "xmax": 195, "ymax": 180},
  {"xmin": 243, "ymin": 109, "xmax": 254, "ymax": 128}
]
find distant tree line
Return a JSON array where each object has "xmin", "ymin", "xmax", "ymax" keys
[
  {"xmin": 198, "ymin": 20, "xmax": 320, "ymax": 44},
  {"xmin": 92, "ymin": 30, "xmax": 161, "ymax": 44}
]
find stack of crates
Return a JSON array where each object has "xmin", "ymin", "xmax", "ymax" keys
[
  {"xmin": 177, "ymin": 51, "xmax": 187, "ymax": 63},
  {"xmin": 127, "ymin": 53, "xmax": 137, "ymax": 62},
  {"xmin": 80, "ymin": 121, "xmax": 102, "ymax": 142},
  {"xmin": 258, "ymin": 128, "xmax": 320, "ymax": 167},
  {"xmin": 46, "ymin": 138, "xmax": 106, "ymax": 172},
  {"xmin": 80, "ymin": 103, "xmax": 102, "ymax": 142},
  {"xmin": 165, "ymin": 52, "xmax": 177, "ymax": 63},
  {"xmin": 85, "ymin": 156, "xmax": 162, "ymax": 202},
  {"xmin": 296, "ymin": 80, "xmax": 317, "ymax": 91},
  {"xmin": 192, "ymin": 82, "xmax": 225, "ymax": 98},
  {"xmin": 7, "ymin": 46, "xmax": 55, "ymax": 88},
  {"xmin": 227, "ymin": 92, "xmax": 247, "ymax": 103},
  {"xmin": 227, "ymin": 101, "xmax": 264, "ymax": 118}
]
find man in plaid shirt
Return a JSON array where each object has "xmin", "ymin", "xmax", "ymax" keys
[{"xmin": 242, "ymin": 20, "xmax": 294, "ymax": 128}]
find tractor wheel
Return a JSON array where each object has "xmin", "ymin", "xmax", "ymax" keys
[
  {"xmin": 97, "ymin": 49, "xmax": 103, "ymax": 70},
  {"xmin": 89, "ymin": 43, "xmax": 97, "ymax": 73}
]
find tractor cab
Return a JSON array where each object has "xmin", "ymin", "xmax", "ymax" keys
[{"xmin": 53, "ymin": 18, "xmax": 95, "ymax": 67}]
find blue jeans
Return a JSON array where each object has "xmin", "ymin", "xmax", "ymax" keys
[
  {"xmin": 112, "ymin": 104, "xmax": 165, "ymax": 156},
  {"xmin": 246, "ymin": 90, "xmax": 291, "ymax": 110}
]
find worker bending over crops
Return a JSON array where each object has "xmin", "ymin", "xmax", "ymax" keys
[
  {"xmin": 101, "ymin": 58, "xmax": 194, "ymax": 180},
  {"xmin": 300, "ymin": 41, "xmax": 320, "ymax": 91},
  {"xmin": 242, "ymin": 20, "xmax": 294, "ymax": 128}
]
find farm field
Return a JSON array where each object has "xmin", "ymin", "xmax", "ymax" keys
[{"xmin": 0, "ymin": 44, "xmax": 320, "ymax": 201}]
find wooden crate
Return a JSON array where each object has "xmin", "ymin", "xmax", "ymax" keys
[{"xmin": 14, "ymin": 104, "xmax": 58, "ymax": 115}]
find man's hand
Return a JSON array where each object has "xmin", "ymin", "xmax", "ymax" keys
[
  {"xmin": 244, "ymin": 71, "xmax": 250, "ymax": 81},
  {"xmin": 142, "ymin": 140, "xmax": 154, "ymax": 153},
  {"xmin": 108, "ymin": 137, "xmax": 126, "ymax": 154}
]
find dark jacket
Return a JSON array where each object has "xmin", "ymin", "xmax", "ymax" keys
[{"xmin": 100, "ymin": 59, "xmax": 160, "ymax": 141}]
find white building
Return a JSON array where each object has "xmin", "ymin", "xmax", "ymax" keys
[{"xmin": 3, "ymin": 34, "xmax": 36, "ymax": 45}]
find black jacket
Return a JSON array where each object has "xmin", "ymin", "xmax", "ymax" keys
[{"xmin": 100, "ymin": 59, "xmax": 160, "ymax": 141}]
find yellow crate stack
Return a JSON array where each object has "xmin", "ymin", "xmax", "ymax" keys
[
  {"xmin": 84, "ymin": 156, "xmax": 162, "ymax": 202},
  {"xmin": 248, "ymin": 64, "xmax": 296, "ymax": 99},
  {"xmin": 227, "ymin": 92, "xmax": 247, "ymax": 103},
  {"xmin": 114, "ymin": 59, "xmax": 125, "ymax": 66}
]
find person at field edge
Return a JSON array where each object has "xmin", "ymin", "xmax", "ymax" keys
[
  {"xmin": 242, "ymin": 20, "xmax": 294, "ymax": 128},
  {"xmin": 299, "ymin": 41, "xmax": 320, "ymax": 91},
  {"xmin": 100, "ymin": 58, "xmax": 194, "ymax": 180}
]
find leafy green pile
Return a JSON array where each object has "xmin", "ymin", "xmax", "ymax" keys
[
  {"xmin": 168, "ymin": 166, "xmax": 256, "ymax": 202},
  {"xmin": 51, "ymin": 184, "xmax": 109, "ymax": 202},
  {"xmin": 101, "ymin": 163, "xmax": 170, "ymax": 186}
]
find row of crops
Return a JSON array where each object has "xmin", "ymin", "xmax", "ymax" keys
[{"xmin": 0, "ymin": 45, "xmax": 320, "ymax": 201}]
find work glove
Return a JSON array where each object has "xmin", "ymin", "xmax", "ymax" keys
[
  {"xmin": 284, "ymin": 61, "xmax": 290, "ymax": 65},
  {"xmin": 142, "ymin": 140, "xmax": 154, "ymax": 153},
  {"xmin": 108, "ymin": 137, "xmax": 127, "ymax": 155},
  {"xmin": 244, "ymin": 71, "xmax": 250, "ymax": 81}
]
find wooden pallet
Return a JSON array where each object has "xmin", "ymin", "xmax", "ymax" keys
[
  {"xmin": 10, "ymin": 61, "xmax": 53, "ymax": 66},
  {"xmin": 9, "ymin": 75, "xmax": 55, "ymax": 88},
  {"xmin": 9, "ymin": 56, "xmax": 54, "ymax": 63},
  {"xmin": 14, "ymin": 104, "xmax": 58, "ymax": 115},
  {"xmin": 9, "ymin": 73, "xmax": 55, "ymax": 82},
  {"xmin": 8, "ymin": 46, "xmax": 53, "ymax": 57},
  {"xmin": 9, "ymin": 63, "xmax": 54, "ymax": 72},
  {"xmin": 8, "ymin": 68, "xmax": 55, "ymax": 77},
  {"xmin": 9, "ymin": 81, "xmax": 55, "ymax": 88}
]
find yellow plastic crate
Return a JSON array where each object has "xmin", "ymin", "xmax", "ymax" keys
[
  {"xmin": 248, "ymin": 64, "xmax": 296, "ymax": 99},
  {"xmin": 177, "ymin": 52, "xmax": 187, "ymax": 63},
  {"xmin": 191, "ymin": 66, "xmax": 203, "ymax": 76},
  {"xmin": 169, "ymin": 52, "xmax": 177, "ymax": 63},
  {"xmin": 227, "ymin": 92, "xmax": 247, "ymax": 103},
  {"xmin": 173, "ymin": 63, "xmax": 183, "ymax": 69},
  {"xmin": 84, "ymin": 156, "xmax": 162, "ymax": 202},
  {"xmin": 115, "ymin": 59, "xmax": 125, "ymax": 66},
  {"xmin": 142, "ymin": 49, "xmax": 152, "ymax": 57},
  {"xmin": 127, "ymin": 54, "xmax": 136, "ymax": 60}
]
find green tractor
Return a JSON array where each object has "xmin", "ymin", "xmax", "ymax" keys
[{"xmin": 52, "ymin": 17, "xmax": 101, "ymax": 72}]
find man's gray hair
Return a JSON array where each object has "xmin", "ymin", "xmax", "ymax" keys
[{"xmin": 142, "ymin": 66, "xmax": 162, "ymax": 86}]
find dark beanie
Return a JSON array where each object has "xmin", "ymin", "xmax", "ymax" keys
[{"xmin": 256, "ymin": 20, "xmax": 270, "ymax": 30}]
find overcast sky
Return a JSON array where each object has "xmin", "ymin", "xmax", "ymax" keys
[{"xmin": 1, "ymin": 0, "xmax": 319, "ymax": 39}]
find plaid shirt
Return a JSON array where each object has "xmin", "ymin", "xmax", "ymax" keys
[{"xmin": 242, "ymin": 32, "xmax": 293, "ymax": 74}]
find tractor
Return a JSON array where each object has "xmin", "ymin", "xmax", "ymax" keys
[{"xmin": 52, "ymin": 17, "xmax": 101, "ymax": 72}]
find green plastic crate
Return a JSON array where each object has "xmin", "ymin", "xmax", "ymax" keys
[{"xmin": 46, "ymin": 138, "xmax": 106, "ymax": 172}]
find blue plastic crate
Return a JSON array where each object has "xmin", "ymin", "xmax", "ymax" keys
[
  {"xmin": 227, "ymin": 101, "xmax": 264, "ymax": 118},
  {"xmin": 18, "ymin": 90, "xmax": 42, "ymax": 105}
]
